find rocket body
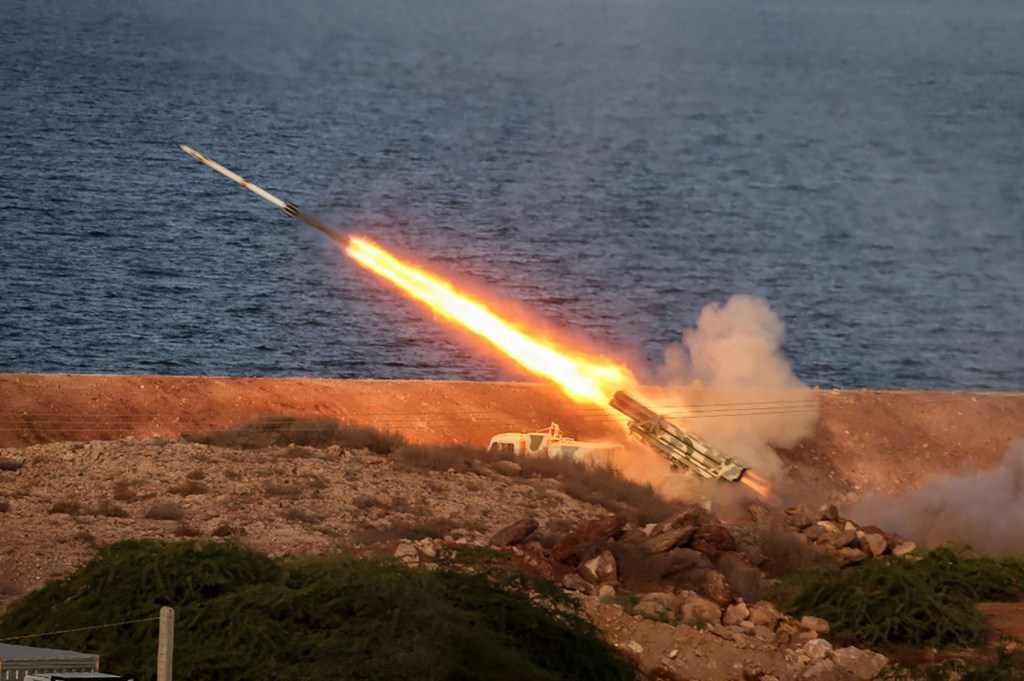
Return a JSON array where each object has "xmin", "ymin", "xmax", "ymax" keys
[{"xmin": 175, "ymin": 143, "xmax": 348, "ymax": 245}]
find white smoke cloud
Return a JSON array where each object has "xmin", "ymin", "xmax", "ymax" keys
[
  {"xmin": 650, "ymin": 295, "xmax": 819, "ymax": 481},
  {"xmin": 850, "ymin": 441, "xmax": 1024, "ymax": 556}
]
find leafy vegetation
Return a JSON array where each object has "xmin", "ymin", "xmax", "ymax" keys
[
  {"xmin": 187, "ymin": 416, "xmax": 407, "ymax": 454},
  {"xmin": 0, "ymin": 540, "xmax": 638, "ymax": 681},
  {"xmin": 394, "ymin": 442, "xmax": 676, "ymax": 525},
  {"xmin": 771, "ymin": 547, "xmax": 1024, "ymax": 649},
  {"xmin": 753, "ymin": 523, "xmax": 835, "ymax": 578}
]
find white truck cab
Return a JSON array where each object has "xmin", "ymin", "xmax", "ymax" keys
[{"xmin": 487, "ymin": 423, "xmax": 620, "ymax": 465}]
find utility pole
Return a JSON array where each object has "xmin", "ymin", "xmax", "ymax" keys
[{"xmin": 157, "ymin": 606, "xmax": 174, "ymax": 681}]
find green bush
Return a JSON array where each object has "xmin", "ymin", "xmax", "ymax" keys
[
  {"xmin": 393, "ymin": 442, "xmax": 676, "ymax": 525},
  {"xmin": 0, "ymin": 540, "xmax": 638, "ymax": 681},
  {"xmin": 772, "ymin": 547, "xmax": 1024, "ymax": 649},
  {"xmin": 187, "ymin": 417, "xmax": 406, "ymax": 454}
]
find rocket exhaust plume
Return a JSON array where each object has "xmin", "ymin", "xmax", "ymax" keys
[
  {"xmin": 175, "ymin": 143, "xmax": 775, "ymax": 499},
  {"xmin": 175, "ymin": 142, "xmax": 635, "ymax": 407}
]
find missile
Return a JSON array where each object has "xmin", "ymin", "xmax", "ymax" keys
[
  {"xmin": 174, "ymin": 142, "xmax": 348, "ymax": 245},
  {"xmin": 609, "ymin": 391, "xmax": 748, "ymax": 482}
]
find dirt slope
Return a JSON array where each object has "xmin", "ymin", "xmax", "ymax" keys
[{"xmin": 1, "ymin": 373, "xmax": 1021, "ymax": 498}]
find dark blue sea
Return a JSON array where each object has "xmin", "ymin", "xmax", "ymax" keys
[{"xmin": 2, "ymin": 0, "xmax": 1022, "ymax": 389}]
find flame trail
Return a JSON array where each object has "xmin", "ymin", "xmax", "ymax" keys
[
  {"xmin": 739, "ymin": 470, "xmax": 774, "ymax": 499},
  {"xmin": 345, "ymin": 236, "xmax": 635, "ymax": 406},
  {"xmin": 174, "ymin": 143, "xmax": 775, "ymax": 499},
  {"xmin": 346, "ymin": 237, "xmax": 774, "ymax": 500}
]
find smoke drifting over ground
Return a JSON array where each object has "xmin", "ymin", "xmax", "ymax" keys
[
  {"xmin": 649, "ymin": 295, "xmax": 820, "ymax": 483},
  {"xmin": 850, "ymin": 441, "xmax": 1024, "ymax": 556}
]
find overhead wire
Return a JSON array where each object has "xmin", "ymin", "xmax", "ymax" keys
[
  {"xmin": 0, "ymin": 616, "xmax": 159, "ymax": 643},
  {"xmin": 0, "ymin": 392, "xmax": 1017, "ymax": 435}
]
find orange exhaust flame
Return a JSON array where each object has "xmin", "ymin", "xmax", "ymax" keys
[
  {"xmin": 740, "ymin": 470, "xmax": 774, "ymax": 500},
  {"xmin": 345, "ymin": 236, "xmax": 775, "ymax": 500},
  {"xmin": 345, "ymin": 236, "xmax": 636, "ymax": 406}
]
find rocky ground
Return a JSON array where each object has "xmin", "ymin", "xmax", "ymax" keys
[
  {"xmin": 1, "ymin": 374, "xmax": 1023, "ymax": 679},
  {"xmin": 1, "ymin": 438, "xmax": 893, "ymax": 681}
]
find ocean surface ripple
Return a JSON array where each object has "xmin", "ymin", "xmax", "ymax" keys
[{"xmin": 1, "ymin": 0, "xmax": 1022, "ymax": 390}]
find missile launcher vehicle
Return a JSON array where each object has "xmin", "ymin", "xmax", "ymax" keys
[{"xmin": 609, "ymin": 391, "xmax": 748, "ymax": 482}]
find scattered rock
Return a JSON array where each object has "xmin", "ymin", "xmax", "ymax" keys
[
  {"xmin": 703, "ymin": 569, "xmax": 733, "ymax": 605},
  {"xmin": 669, "ymin": 505, "xmax": 710, "ymax": 528},
  {"xmin": 802, "ymin": 524, "xmax": 827, "ymax": 541},
  {"xmin": 616, "ymin": 545, "xmax": 711, "ymax": 588},
  {"xmin": 892, "ymin": 541, "xmax": 917, "ymax": 557},
  {"xmin": 775, "ymin": 620, "xmax": 800, "ymax": 645},
  {"xmin": 799, "ymin": 615, "xmax": 831, "ymax": 636},
  {"xmin": 634, "ymin": 592, "xmax": 678, "ymax": 622},
  {"xmin": 837, "ymin": 547, "xmax": 869, "ymax": 565},
  {"xmin": 798, "ymin": 634, "xmax": 831, "ymax": 659},
  {"xmin": 580, "ymin": 549, "xmax": 618, "ymax": 584},
  {"xmin": 816, "ymin": 520, "xmax": 842, "ymax": 534},
  {"xmin": 642, "ymin": 525, "xmax": 697, "ymax": 554},
  {"xmin": 860, "ymin": 532, "xmax": 888, "ymax": 557},
  {"xmin": 802, "ymin": 658, "xmax": 837, "ymax": 680},
  {"xmin": 551, "ymin": 514, "xmax": 627, "ymax": 564},
  {"xmin": 831, "ymin": 647, "xmax": 889, "ymax": 680},
  {"xmin": 723, "ymin": 602, "xmax": 750, "ymax": 626},
  {"xmin": 694, "ymin": 524, "xmax": 738, "ymax": 552},
  {"xmin": 597, "ymin": 583, "xmax": 617, "ymax": 601},
  {"xmin": 488, "ymin": 517, "xmax": 538, "ymax": 547},
  {"xmin": 562, "ymin": 572, "xmax": 593, "ymax": 593},
  {"xmin": 748, "ymin": 601, "xmax": 783, "ymax": 630},
  {"xmin": 394, "ymin": 541, "xmax": 419, "ymax": 565},
  {"xmin": 678, "ymin": 591, "xmax": 722, "ymax": 627},
  {"xmin": 786, "ymin": 506, "xmax": 817, "ymax": 530},
  {"xmin": 748, "ymin": 504, "xmax": 770, "ymax": 524},
  {"xmin": 708, "ymin": 624, "xmax": 736, "ymax": 641},
  {"xmin": 818, "ymin": 504, "xmax": 839, "ymax": 522},
  {"xmin": 801, "ymin": 638, "xmax": 833, "ymax": 661},
  {"xmin": 819, "ymin": 528, "xmax": 858, "ymax": 550}
]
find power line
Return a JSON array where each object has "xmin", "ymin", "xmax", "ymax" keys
[{"xmin": 0, "ymin": 616, "xmax": 159, "ymax": 643}]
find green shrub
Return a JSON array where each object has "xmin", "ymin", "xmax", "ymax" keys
[
  {"xmin": 91, "ymin": 500, "xmax": 130, "ymax": 518},
  {"xmin": 112, "ymin": 480, "xmax": 139, "ymax": 502},
  {"xmin": 0, "ymin": 540, "xmax": 638, "ymax": 681},
  {"xmin": 394, "ymin": 443, "xmax": 676, "ymax": 525},
  {"xmin": 186, "ymin": 417, "xmax": 406, "ymax": 454},
  {"xmin": 392, "ymin": 443, "xmax": 485, "ymax": 472},
  {"xmin": 48, "ymin": 500, "xmax": 85, "ymax": 515},
  {"xmin": 772, "ymin": 547, "xmax": 1024, "ymax": 649},
  {"xmin": 755, "ymin": 524, "xmax": 834, "ymax": 578},
  {"xmin": 144, "ymin": 502, "xmax": 186, "ymax": 521}
]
